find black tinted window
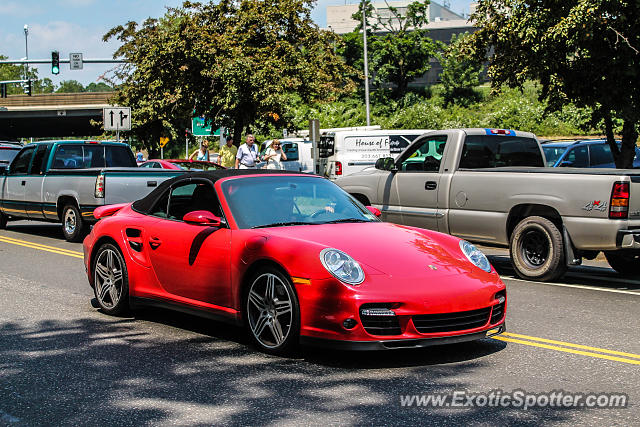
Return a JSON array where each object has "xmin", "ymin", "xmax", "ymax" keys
[
  {"xmin": 105, "ymin": 146, "xmax": 136, "ymax": 167},
  {"xmin": 0, "ymin": 149, "xmax": 20, "ymax": 163},
  {"xmin": 459, "ymin": 136, "xmax": 544, "ymax": 169},
  {"xmin": 10, "ymin": 147, "xmax": 35, "ymax": 174},
  {"xmin": 29, "ymin": 145, "xmax": 49, "ymax": 174},
  {"xmin": 589, "ymin": 144, "xmax": 614, "ymax": 166},
  {"xmin": 52, "ymin": 145, "xmax": 83, "ymax": 169}
]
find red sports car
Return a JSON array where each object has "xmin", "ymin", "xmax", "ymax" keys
[
  {"xmin": 83, "ymin": 170, "xmax": 506, "ymax": 354},
  {"xmin": 140, "ymin": 159, "xmax": 224, "ymax": 171}
]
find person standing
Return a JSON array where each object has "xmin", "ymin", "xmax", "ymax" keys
[
  {"xmin": 235, "ymin": 134, "xmax": 260, "ymax": 169},
  {"xmin": 218, "ymin": 135, "xmax": 238, "ymax": 168},
  {"xmin": 264, "ymin": 139, "xmax": 287, "ymax": 170},
  {"xmin": 189, "ymin": 139, "xmax": 210, "ymax": 161}
]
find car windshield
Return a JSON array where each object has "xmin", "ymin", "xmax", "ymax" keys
[
  {"xmin": 542, "ymin": 146, "xmax": 567, "ymax": 166},
  {"xmin": 0, "ymin": 149, "xmax": 19, "ymax": 163},
  {"xmin": 221, "ymin": 175, "xmax": 378, "ymax": 229},
  {"xmin": 170, "ymin": 161, "xmax": 219, "ymax": 171}
]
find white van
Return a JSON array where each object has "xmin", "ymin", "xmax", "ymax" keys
[
  {"xmin": 258, "ymin": 138, "xmax": 314, "ymax": 173},
  {"xmin": 317, "ymin": 129, "xmax": 431, "ymax": 179}
]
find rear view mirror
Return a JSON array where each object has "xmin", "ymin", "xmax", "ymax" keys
[
  {"xmin": 183, "ymin": 210, "xmax": 222, "ymax": 227},
  {"xmin": 375, "ymin": 157, "xmax": 396, "ymax": 171}
]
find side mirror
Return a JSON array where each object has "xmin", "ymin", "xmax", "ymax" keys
[
  {"xmin": 366, "ymin": 206, "xmax": 382, "ymax": 217},
  {"xmin": 375, "ymin": 157, "xmax": 396, "ymax": 171},
  {"xmin": 183, "ymin": 210, "xmax": 223, "ymax": 227}
]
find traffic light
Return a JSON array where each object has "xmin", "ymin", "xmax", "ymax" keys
[
  {"xmin": 26, "ymin": 80, "xmax": 32, "ymax": 96},
  {"xmin": 51, "ymin": 51, "xmax": 60, "ymax": 75},
  {"xmin": 0, "ymin": 83, "xmax": 6, "ymax": 98}
]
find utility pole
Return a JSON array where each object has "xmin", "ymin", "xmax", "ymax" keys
[
  {"xmin": 362, "ymin": 1, "xmax": 371, "ymax": 126},
  {"xmin": 23, "ymin": 25, "xmax": 29, "ymax": 81}
]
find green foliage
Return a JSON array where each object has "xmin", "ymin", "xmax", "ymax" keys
[
  {"xmin": 438, "ymin": 33, "xmax": 482, "ymax": 106},
  {"xmin": 85, "ymin": 82, "xmax": 113, "ymax": 92},
  {"xmin": 55, "ymin": 80, "xmax": 85, "ymax": 93},
  {"xmin": 104, "ymin": 0, "xmax": 356, "ymax": 156},
  {"xmin": 287, "ymin": 82, "xmax": 595, "ymax": 137},
  {"xmin": 469, "ymin": 0, "xmax": 640, "ymax": 167}
]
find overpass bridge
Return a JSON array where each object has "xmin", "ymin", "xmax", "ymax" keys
[{"xmin": 0, "ymin": 92, "xmax": 116, "ymax": 140}]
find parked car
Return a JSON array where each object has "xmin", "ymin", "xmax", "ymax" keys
[
  {"xmin": 542, "ymin": 139, "xmax": 640, "ymax": 168},
  {"xmin": 0, "ymin": 140, "xmax": 184, "ymax": 241},
  {"xmin": 83, "ymin": 170, "xmax": 506, "ymax": 355},
  {"xmin": 0, "ymin": 141, "xmax": 22, "ymax": 167},
  {"xmin": 139, "ymin": 159, "xmax": 225, "ymax": 171},
  {"xmin": 336, "ymin": 128, "xmax": 640, "ymax": 281}
]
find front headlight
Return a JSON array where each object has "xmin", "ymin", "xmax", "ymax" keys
[
  {"xmin": 459, "ymin": 240, "xmax": 492, "ymax": 273},
  {"xmin": 320, "ymin": 248, "xmax": 365, "ymax": 285}
]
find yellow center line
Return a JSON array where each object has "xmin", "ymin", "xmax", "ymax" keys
[
  {"xmin": 502, "ymin": 332, "xmax": 640, "ymax": 359},
  {"xmin": 0, "ymin": 235, "xmax": 84, "ymax": 259},
  {"xmin": 493, "ymin": 336, "xmax": 640, "ymax": 365}
]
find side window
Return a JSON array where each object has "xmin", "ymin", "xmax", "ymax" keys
[
  {"xmin": 150, "ymin": 182, "xmax": 220, "ymax": 220},
  {"xmin": 564, "ymin": 146, "xmax": 588, "ymax": 167},
  {"xmin": 459, "ymin": 136, "xmax": 544, "ymax": 168},
  {"xmin": 52, "ymin": 145, "xmax": 83, "ymax": 169},
  {"xmin": 10, "ymin": 147, "xmax": 35, "ymax": 174},
  {"xmin": 29, "ymin": 145, "xmax": 49, "ymax": 175},
  {"xmin": 153, "ymin": 162, "xmax": 163, "ymax": 168},
  {"xmin": 105, "ymin": 146, "xmax": 137, "ymax": 167},
  {"xmin": 399, "ymin": 136, "xmax": 447, "ymax": 172},
  {"xmin": 84, "ymin": 146, "xmax": 105, "ymax": 168},
  {"xmin": 589, "ymin": 144, "xmax": 614, "ymax": 167},
  {"xmin": 139, "ymin": 162, "xmax": 153, "ymax": 168},
  {"xmin": 282, "ymin": 142, "xmax": 299, "ymax": 161}
]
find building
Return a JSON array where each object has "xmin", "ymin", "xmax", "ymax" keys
[{"xmin": 326, "ymin": 1, "xmax": 478, "ymax": 85}]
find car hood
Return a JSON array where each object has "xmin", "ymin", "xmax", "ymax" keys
[{"xmin": 260, "ymin": 222, "xmax": 486, "ymax": 279}]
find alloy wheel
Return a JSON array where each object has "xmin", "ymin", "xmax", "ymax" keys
[
  {"xmin": 247, "ymin": 273, "xmax": 293, "ymax": 349},
  {"xmin": 94, "ymin": 248, "xmax": 124, "ymax": 309},
  {"xmin": 64, "ymin": 208, "xmax": 77, "ymax": 235}
]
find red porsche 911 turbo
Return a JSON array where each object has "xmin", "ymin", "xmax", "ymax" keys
[{"xmin": 83, "ymin": 170, "xmax": 506, "ymax": 354}]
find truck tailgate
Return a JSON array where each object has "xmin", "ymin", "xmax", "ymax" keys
[{"xmin": 103, "ymin": 169, "xmax": 184, "ymax": 204}]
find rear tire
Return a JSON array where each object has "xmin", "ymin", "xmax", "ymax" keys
[
  {"xmin": 604, "ymin": 251, "xmax": 640, "ymax": 276},
  {"xmin": 244, "ymin": 267, "xmax": 300, "ymax": 356},
  {"xmin": 92, "ymin": 243, "xmax": 130, "ymax": 315},
  {"xmin": 61, "ymin": 204, "xmax": 86, "ymax": 242},
  {"xmin": 510, "ymin": 216, "xmax": 567, "ymax": 281}
]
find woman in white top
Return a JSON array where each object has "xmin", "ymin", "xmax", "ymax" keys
[
  {"xmin": 264, "ymin": 139, "xmax": 287, "ymax": 170},
  {"xmin": 189, "ymin": 139, "xmax": 210, "ymax": 161}
]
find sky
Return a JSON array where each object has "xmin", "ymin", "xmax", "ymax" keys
[{"xmin": 0, "ymin": 0, "xmax": 473, "ymax": 87}]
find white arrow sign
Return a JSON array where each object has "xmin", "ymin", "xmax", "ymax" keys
[{"xmin": 103, "ymin": 107, "xmax": 131, "ymax": 131}]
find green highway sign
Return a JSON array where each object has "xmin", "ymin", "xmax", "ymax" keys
[{"xmin": 192, "ymin": 117, "xmax": 213, "ymax": 136}]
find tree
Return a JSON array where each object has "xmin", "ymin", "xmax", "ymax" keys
[
  {"xmin": 85, "ymin": 82, "xmax": 113, "ymax": 92},
  {"xmin": 438, "ymin": 33, "xmax": 482, "ymax": 106},
  {"xmin": 105, "ymin": 0, "xmax": 355, "ymax": 154},
  {"xmin": 352, "ymin": 0, "xmax": 437, "ymax": 97},
  {"xmin": 55, "ymin": 80, "xmax": 85, "ymax": 93},
  {"xmin": 469, "ymin": 0, "xmax": 640, "ymax": 168}
]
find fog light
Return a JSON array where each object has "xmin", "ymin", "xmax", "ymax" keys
[{"xmin": 343, "ymin": 318, "xmax": 357, "ymax": 329}]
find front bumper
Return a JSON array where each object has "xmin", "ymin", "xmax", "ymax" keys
[{"xmin": 301, "ymin": 322, "xmax": 506, "ymax": 351}]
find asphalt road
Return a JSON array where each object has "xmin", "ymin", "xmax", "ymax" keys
[{"xmin": 0, "ymin": 221, "xmax": 638, "ymax": 426}]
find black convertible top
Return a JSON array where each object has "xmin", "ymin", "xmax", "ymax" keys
[{"xmin": 132, "ymin": 169, "xmax": 312, "ymax": 213}]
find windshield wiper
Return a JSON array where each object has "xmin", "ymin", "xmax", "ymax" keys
[
  {"xmin": 252, "ymin": 221, "xmax": 313, "ymax": 229},
  {"xmin": 321, "ymin": 218, "xmax": 371, "ymax": 224}
]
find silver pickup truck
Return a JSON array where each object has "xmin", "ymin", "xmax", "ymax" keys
[
  {"xmin": 0, "ymin": 140, "xmax": 183, "ymax": 242},
  {"xmin": 336, "ymin": 128, "xmax": 640, "ymax": 281}
]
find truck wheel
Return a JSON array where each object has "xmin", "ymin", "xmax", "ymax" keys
[
  {"xmin": 0, "ymin": 212, "xmax": 7, "ymax": 229},
  {"xmin": 62, "ymin": 204, "xmax": 86, "ymax": 242},
  {"xmin": 510, "ymin": 216, "xmax": 567, "ymax": 281},
  {"xmin": 603, "ymin": 251, "xmax": 640, "ymax": 276}
]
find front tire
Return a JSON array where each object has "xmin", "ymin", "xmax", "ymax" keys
[
  {"xmin": 93, "ymin": 243, "xmax": 129, "ymax": 315},
  {"xmin": 62, "ymin": 204, "xmax": 86, "ymax": 242},
  {"xmin": 604, "ymin": 251, "xmax": 640, "ymax": 276},
  {"xmin": 510, "ymin": 216, "xmax": 567, "ymax": 281},
  {"xmin": 244, "ymin": 267, "xmax": 300, "ymax": 355}
]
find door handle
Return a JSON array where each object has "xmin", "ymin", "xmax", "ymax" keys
[
  {"xmin": 147, "ymin": 181, "xmax": 157, "ymax": 187},
  {"xmin": 21, "ymin": 181, "xmax": 26, "ymax": 186},
  {"xmin": 425, "ymin": 181, "xmax": 437, "ymax": 190},
  {"xmin": 149, "ymin": 237, "xmax": 162, "ymax": 249}
]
